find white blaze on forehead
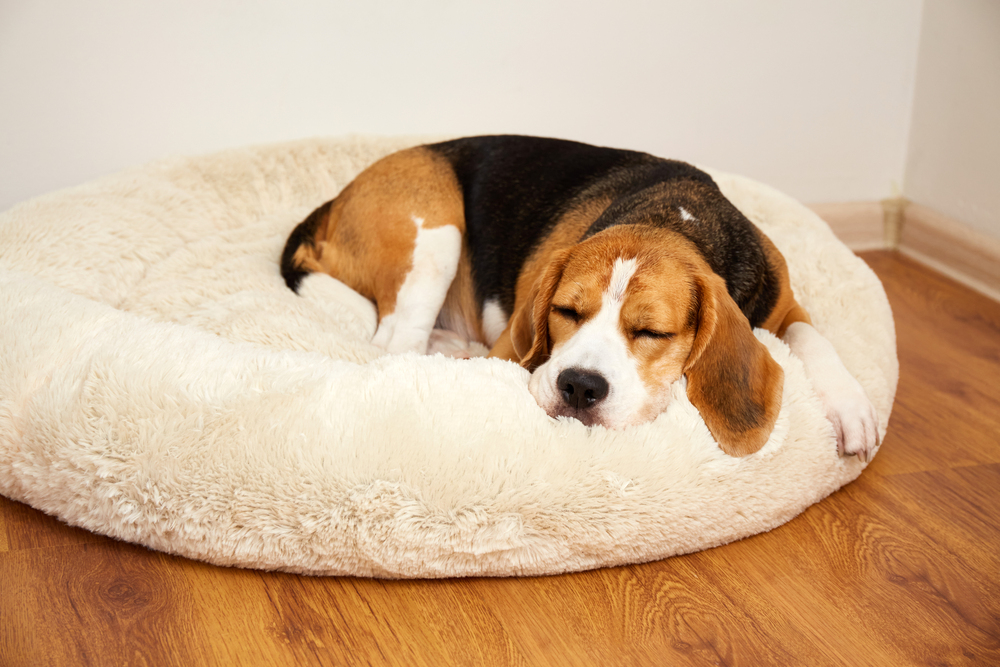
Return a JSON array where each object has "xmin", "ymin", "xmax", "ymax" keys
[
  {"xmin": 606, "ymin": 257, "xmax": 638, "ymax": 303},
  {"xmin": 678, "ymin": 207, "xmax": 696, "ymax": 222}
]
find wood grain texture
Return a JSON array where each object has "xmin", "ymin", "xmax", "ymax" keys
[{"xmin": 2, "ymin": 250, "xmax": 999, "ymax": 666}]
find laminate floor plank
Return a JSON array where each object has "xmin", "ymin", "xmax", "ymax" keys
[
  {"xmin": 618, "ymin": 556, "xmax": 822, "ymax": 666},
  {"xmin": 0, "ymin": 542, "xmax": 206, "ymax": 666},
  {"xmin": 864, "ymin": 464, "xmax": 1000, "ymax": 577},
  {"xmin": 467, "ymin": 566, "xmax": 753, "ymax": 667},
  {"xmin": 171, "ymin": 561, "xmax": 301, "ymax": 666},
  {"xmin": 676, "ymin": 505, "xmax": 919, "ymax": 667},
  {"xmin": 1, "ymin": 495, "xmax": 105, "ymax": 552},
  {"xmin": 252, "ymin": 574, "xmax": 530, "ymax": 667},
  {"xmin": 2, "ymin": 250, "xmax": 999, "ymax": 666},
  {"xmin": 861, "ymin": 252, "xmax": 1000, "ymax": 476},
  {"xmin": 824, "ymin": 478, "xmax": 999, "ymax": 663}
]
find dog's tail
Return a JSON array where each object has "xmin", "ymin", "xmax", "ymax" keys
[{"xmin": 280, "ymin": 201, "xmax": 332, "ymax": 293}]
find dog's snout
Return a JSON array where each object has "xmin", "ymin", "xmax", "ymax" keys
[{"xmin": 557, "ymin": 368, "xmax": 610, "ymax": 410}]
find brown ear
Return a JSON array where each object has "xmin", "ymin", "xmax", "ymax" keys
[
  {"xmin": 508, "ymin": 249, "xmax": 571, "ymax": 371},
  {"xmin": 684, "ymin": 271, "xmax": 784, "ymax": 457}
]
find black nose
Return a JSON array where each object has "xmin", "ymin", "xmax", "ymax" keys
[{"xmin": 557, "ymin": 368, "xmax": 610, "ymax": 410}]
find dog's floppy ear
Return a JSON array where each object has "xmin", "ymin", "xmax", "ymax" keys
[
  {"xmin": 509, "ymin": 249, "xmax": 572, "ymax": 371},
  {"xmin": 684, "ymin": 271, "xmax": 784, "ymax": 457}
]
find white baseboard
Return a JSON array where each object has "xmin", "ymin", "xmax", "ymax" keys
[
  {"xmin": 898, "ymin": 204, "xmax": 1000, "ymax": 303},
  {"xmin": 806, "ymin": 202, "xmax": 885, "ymax": 251},
  {"xmin": 806, "ymin": 200, "xmax": 1000, "ymax": 302}
]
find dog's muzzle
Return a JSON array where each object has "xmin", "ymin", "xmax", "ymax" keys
[{"xmin": 556, "ymin": 367, "xmax": 610, "ymax": 414}]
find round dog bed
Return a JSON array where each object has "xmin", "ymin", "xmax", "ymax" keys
[{"xmin": 0, "ymin": 136, "xmax": 897, "ymax": 577}]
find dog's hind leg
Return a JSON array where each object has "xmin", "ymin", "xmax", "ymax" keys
[
  {"xmin": 370, "ymin": 215, "xmax": 463, "ymax": 354},
  {"xmin": 288, "ymin": 146, "xmax": 468, "ymax": 355}
]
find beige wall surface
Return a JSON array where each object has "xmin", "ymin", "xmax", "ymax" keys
[
  {"xmin": 0, "ymin": 1, "xmax": 923, "ymax": 212},
  {"xmin": 904, "ymin": 0, "xmax": 1000, "ymax": 240}
]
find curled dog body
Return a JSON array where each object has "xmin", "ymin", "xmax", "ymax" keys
[{"xmin": 282, "ymin": 135, "xmax": 879, "ymax": 460}]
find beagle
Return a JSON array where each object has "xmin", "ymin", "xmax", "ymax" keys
[{"xmin": 282, "ymin": 136, "xmax": 879, "ymax": 460}]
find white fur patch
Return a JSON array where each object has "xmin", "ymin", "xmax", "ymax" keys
[
  {"xmin": 679, "ymin": 207, "xmax": 696, "ymax": 222},
  {"xmin": 371, "ymin": 217, "xmax": 462, "ymax": 354},
  {"xmin": 606, "ymin": 258, "xmax": 637, "ymax": 303},
  {"xmin": 481, "ymin": 298, "xmax": 508, "ymax": 347}
]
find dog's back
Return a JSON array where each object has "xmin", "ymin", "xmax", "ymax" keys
[{"xmin": 282, "ymin": 135, "xmax": 778, "ymax": 326}]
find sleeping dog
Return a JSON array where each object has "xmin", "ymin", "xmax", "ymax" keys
[{"xmin": 281, "ymin": 135, "xmax": 879, "ymax": 460}]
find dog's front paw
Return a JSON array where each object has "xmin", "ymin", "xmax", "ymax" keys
[
  {"xmin": 819, "ymin": 378, "xmax": 880, "ymax": 463},
  {"xmin": 782, "ymin": 322, "xmax": 881, "ymax": 464}
]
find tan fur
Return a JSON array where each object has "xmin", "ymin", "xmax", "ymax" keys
[
  {"xmin": 757, "ymin": 232, "xmax": 812, "ymax": 336},
  {"xmin": 437, "ymin": 250, "xmax": 483, "ymax": 342},
  {"xmin": 293, "ymin": 147, "xmax": 467, "ymax": 323}
]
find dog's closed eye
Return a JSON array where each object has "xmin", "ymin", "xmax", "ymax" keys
[
  {"xmin": 632, "ymin": 329, "xmax": 675, "ymax": 340},
  {"xmin": 553, "ymin": 305, "xmax": 581, "ymax": 323}
]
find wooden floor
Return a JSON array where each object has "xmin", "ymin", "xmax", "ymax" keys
[{"xmin": 2, "ymin": 250, "xmax": 999, "ymax": 666}]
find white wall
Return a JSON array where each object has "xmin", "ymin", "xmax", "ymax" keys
[
  {"xmin": 0, "ymin": 1, "xmax": 923, "ymax": 213},
  {"xmin": 904, "ymin": 0, "xmax": 1000, "ymax": 240}
]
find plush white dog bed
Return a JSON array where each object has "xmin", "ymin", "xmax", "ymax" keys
[{"xmin": 0, "ymin": 136, "xmax": 897, "ymax": 577}]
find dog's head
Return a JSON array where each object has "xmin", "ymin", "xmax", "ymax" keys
[{"xmin": 511, "ymin": 225, "xmax": 783, "ymax": 457}]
